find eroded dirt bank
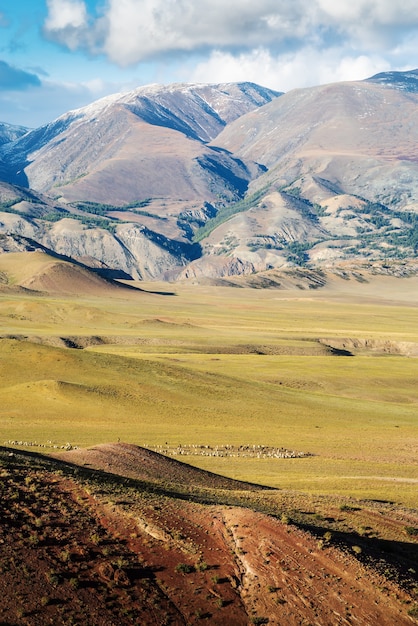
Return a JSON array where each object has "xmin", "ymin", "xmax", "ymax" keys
[{"xmin": 0, "ymin": 445, "xmax": 417, "ymax": 625}]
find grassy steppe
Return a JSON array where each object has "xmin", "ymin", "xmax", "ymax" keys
[{"xmin": 1, "ymin": 273, "xmax": 417, "ymax": 507}]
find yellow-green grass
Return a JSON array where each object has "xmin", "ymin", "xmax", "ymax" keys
[
  {"xmin": 1, "ymin": 279, "xmax": 418, "ymax": 341},
  {"xmin": 88, "ymin": 350, "xmax": 418, "ymax": 404},
  {"xmin": 0, "ymin": 279, "xmax": 417, "ymax": 508}
]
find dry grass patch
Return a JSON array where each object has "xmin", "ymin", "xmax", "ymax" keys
[{"xmin": 1, "ymin": 278, "xmax": 417, "ymax": 507}]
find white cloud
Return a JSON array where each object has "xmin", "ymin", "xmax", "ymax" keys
[
  {"xmin": 43, "ymin": 0, "xmax": 90, "ymax": 51},
  {"xmin": 45, "ymin": 0, "xmax": 88, "ymax": 31},
  {"xmin": 317, "ymin": 0, "xmax": 418, "ymax": 25},
  {"xmin": 4, "ymin": 0, "xmax": 418, "ymax": 128},
  {"xmin": 42, "ymin": 0, "xmax": 418, "ymax": 65},
  {"xmin": 187, "ymin": 47, "xmax": 390, "ymax": 93},
  {"xmin": 101, "ymin": 0, "xmax": 316, "ymax": 66},
  {"xmin": 38, "ymin": 0, "xmax": 418, "ymax": 107}
]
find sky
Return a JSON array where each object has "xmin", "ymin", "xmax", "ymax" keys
[{"xmin": 1, "ymin": 0, "xmax": 418, "ymax": 128}]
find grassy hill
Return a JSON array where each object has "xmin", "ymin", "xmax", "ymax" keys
[{"xmin": 0, "ymin": 256, "xmax": 417, "ymax": 507}]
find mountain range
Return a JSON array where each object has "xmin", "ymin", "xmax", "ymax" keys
[{"xmin": 0, "ymin": 72, "xmax": 417, "ymax": 282}]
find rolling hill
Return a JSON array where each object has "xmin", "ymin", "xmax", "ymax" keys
[{"xmin": 0, "ymin": 250, "xmax": 136, "ymax": 295}]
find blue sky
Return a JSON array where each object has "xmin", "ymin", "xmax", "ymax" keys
[{"xmin": 1, "ymin": 0, "xmax": 418, "ymax": 127}]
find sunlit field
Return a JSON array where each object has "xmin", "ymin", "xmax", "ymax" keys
[{"xmin": 1, "ymin": 273, "xmax": 417, "ymax": 507}]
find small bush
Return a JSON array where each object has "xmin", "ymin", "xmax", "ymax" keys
[
  {"xmin": 45, "ymin": 570, "xmax": 59, "ymax": 586},
  {"xmin": 59, "ymin": 549, "xmax": 71, "ymax": 563},
  {"xmin": 175, "ymin": 563, "xmax": 194, "ymax": 574}
]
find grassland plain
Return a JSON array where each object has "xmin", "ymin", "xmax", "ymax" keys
[{"xmin": 0, "ymin": 265, "xmax": 417, "ymax": 507}]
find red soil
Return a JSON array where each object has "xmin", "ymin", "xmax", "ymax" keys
[{"xmin": 0, "ymin": 444, "xmax": 417, "ymax": 625}]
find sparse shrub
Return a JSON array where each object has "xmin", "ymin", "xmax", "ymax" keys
[
  {"xmin": 175, "ymin": 562, "xmax": 194, "ymax": 574},
  {"xmin": 405, "ymin": 526, "xmax": 418, "ymax": 536},
  {"xmin": 46, "ymin": 570, "xmax": 59, "ymax": 586},
  {"xmin": 211, "ymin": 574, "xmax": 220, "ymax": 584},
  {"xmin": 59, "ymin": 549, "xmax": 71, "ymax": 563},
  {"xmin": 114, "ymin": 556, "xmax": 127, "ymax": 569},
  {"xmin": 280, "ymin": 513, "xmax": 290, "ymax": 525},
  {"xmin": 352, "ymin": 545, "xmax": 362, "ymax": 555},
  {"xmin": 195, "ymin": 560, "xmax": 208, "ymax": 572},
  {"xmin": 172, "ymin": 530, "xmax": 185, "ymax": 541},
  {"xmin": 251, "ymin": 617, "xmax": 269, "ymax": 625},
  {"xmin": 28, "ymin": 531, "xmax": 40, "ymax": 545}
]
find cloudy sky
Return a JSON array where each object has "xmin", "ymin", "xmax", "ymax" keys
[{"xmin": 1, "ymin": 0, "xmax": 418, "ymax": 127}]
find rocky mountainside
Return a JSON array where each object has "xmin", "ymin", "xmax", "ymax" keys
[
  {"xmin": 0, "ymin": 82, "xmax": 279, "ymax": 279},
  {"xmin": 365, "ymin": 68, "xmax": 418, "ymax": 92},
  {"xmin": 0, "ymin": 73, "xmax": 418, "ymax": 282},
  {"xmin": 0, "ymin": 82, "xmax": 279, "ymax": 201},
  {"xmin": 206, "ymin": 78, "xmax": 418, "ymax": 272},
  {"xmin": 0, "ymin": 121, "xmax": 29, "ymax": 146}
]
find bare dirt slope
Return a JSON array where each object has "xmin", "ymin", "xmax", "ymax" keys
[
  {"xmin": 1, "ymin": 445, "xmax": 417, "ymax": 625},
  {"xmin": 0, "ymin": 251, "xmax": 133, "ymax": 295},
  {"xmin": 55, "ymin": 443, "xmax": 268, "ymax": 491}
]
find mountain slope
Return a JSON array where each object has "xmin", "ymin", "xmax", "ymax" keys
[
  {"xmin": 1, "ymin": 76, "xmax": 418, "ymax": 281},
  {"xmin": 202, "ymin": 79, "xmax": 418, "ymax": 270},
  {"xmin": 215, "ymin": 80, "xmax": 418, "ymax": 201},
  {"xmin": 365, "ymin": 68, "xmax": 418, "ymax": 92},
  {"xmin": 0, "ymin": 121, "xmax": 28, "ymax": 146},
  {"xmin": 0, "ymin": 82, "xmax": 279, "ymax": 280},
  {"xmin": 0, "ymin": 82, "xmax": 279, "ymax": 204}
]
